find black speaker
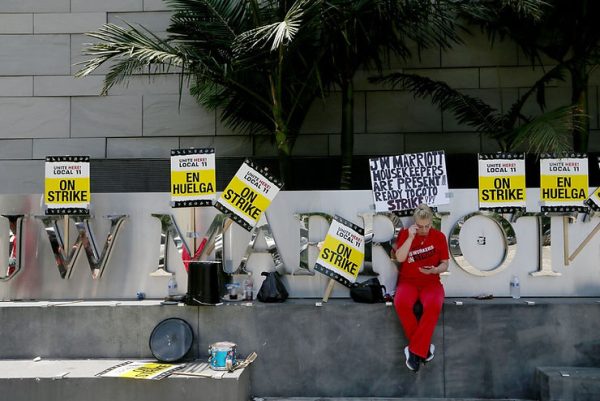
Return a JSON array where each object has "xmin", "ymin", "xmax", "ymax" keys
[{"xmin": 186, "ymin": 261, "xmax": 222, "ymax": 305}]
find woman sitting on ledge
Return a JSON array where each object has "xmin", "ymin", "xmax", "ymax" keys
[{"xmin": 393, "ymin": 204, "xmax": 449, "ymax": 373}]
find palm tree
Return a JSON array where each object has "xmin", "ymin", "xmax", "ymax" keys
[
  {"xmin": 373, "ymin": 66, "xmax": 583, "ymax": 153},
  {"xmin": 370, "ymin": 0, "xmax": 584, "ymax": 154},
  {"xmin": 317, "ymin": 0, "xmax": 459, "ymax": 188},
  {"xmin": 77, "ymin": 0, "xmax": 326, "ymax": 188},
  {"xmin": 463, "ymin": 0, "xmax": 600, "ymax": 152}
]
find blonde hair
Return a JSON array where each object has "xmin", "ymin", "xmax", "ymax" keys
[{"xmin": 413, "ymin": 203, "xmax": 433, "ymax": 221}]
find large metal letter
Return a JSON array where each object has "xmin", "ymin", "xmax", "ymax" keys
[
  {"xmin": 513, "ymin": 212, "xmax": 560, "ymax": 277},
  {"xmin": 36, "ymin": 215, "xmax": 127, "ymax": 279},
  {"xmin": 1, "ymin": 215, "xmax": 24, "ymax": 281},
  {"xmin": 357, "ymin": 212, "xmax": 404, "ymax": 276},
  {"xmin": 150, "ymin": 213, "xmax": 228, "ymax": 276},
  {"xmin": 235, "ymin": 214, "xmax": 285, "ymax": 274},
  {"xmin": 449, "ymin": 212, "xmax": 517, "ymax": 277},
  {"xmin": 293, "ymin": 213, "xmax": 333, "ymax": 275}
]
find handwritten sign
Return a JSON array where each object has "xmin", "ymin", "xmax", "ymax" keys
[
  {"xmin": 96, "ymin": 361, "xmax": 182, "ymax": 380},
  {"xmin": 540, "ymin": 153, "xmax": 588, "ymax": 212},
  {"xmin": 369, "ymin": 150, "xmax": 448, "ymax": 214},
  {"xmin": 478, "ymin": 153, "xmax": 526, "ymax": 212},
  {"xmin": 44, "ymin": 156, "xmax": 90, "ymax": 215},
  {"xmin": 214, "ymin": 159, "xmax": 283, "ymax": 231},
  {"xmin": 170, "ymin": 148, "xmax": 216, "ymax": 207},
  {"xmin": 314, "ymin": 215, "xmax": 364, "ymax": 288}
]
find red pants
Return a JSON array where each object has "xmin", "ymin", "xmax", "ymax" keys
[{"xmin": 394, "ymin": 280, "xmax": 444, "ymax": 358}]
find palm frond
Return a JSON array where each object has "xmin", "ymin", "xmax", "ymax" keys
[
  {"xmin": 76, "ymin": 23, "xmax": 185, "ymax": 93},
  {"xmin": 510, "ymin": 105, "xmax": 582, "ymax": 153},
  {"xmin": 503, "ymin": 63, "xmax": 567, "ymax": 125},
  {"xmin": 373, "ymin": 72, "xmax": 503, "ymax": 133},
  {"xmin": 235, "ymin": 0, "xmax": 317, "ymax": 52}
]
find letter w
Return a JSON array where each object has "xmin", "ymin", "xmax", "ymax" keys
[{"xmin": 36, "ymin": 215, "xmax": 127, "ymax": 279}]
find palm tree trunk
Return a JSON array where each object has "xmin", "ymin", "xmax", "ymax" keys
[
  {"xmin": 275, "ymin": 127, "xmax": 293, "ymax": 189},
  {"xmin": 571, "ymin": 64, "xmax": 589, "ymax": 152},
  {"xmin": 340, "ymin": 79, "xmax": 354, "ymax": 189}
]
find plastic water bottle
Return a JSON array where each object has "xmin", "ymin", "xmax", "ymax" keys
[
  {"xmin": 510, "ymin": 275, "xmax": 520, "ymax": 299},
  {"xmin": 243, "ymin": 278, "xmax": 253, "ymax": 301},
  {"xmin": 168, "ymin": 274, "xmax": 178, "ymax": 297}
]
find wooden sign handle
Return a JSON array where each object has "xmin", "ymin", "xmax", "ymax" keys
[{"xmin": 322, "ymin": 278, "xmax": 336, "ymax": 303}]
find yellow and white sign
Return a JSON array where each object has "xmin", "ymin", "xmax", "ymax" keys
[
  {"xmin": 314, "ymin": 215, "xmax": 365, "ymax": 288},
  {"xmin": 96, "ymin": 361, "xmax": 182, "ymax": 380},
  {"xmin": 540, "ymin": 154, "xmax": 588, "ymax": 212},
  {"xmin": 170, "ymin": 148, "xmax": 216, "ymax": 207},
  {"xmin": 478, "ymin": 153, "xmax": 526, "ymax": 211},
  {"xmin": 44, "ymin": 156, "xmax": 90, "ymax": 215},
  {"xmin": 214, "ymin": 160, "xmax": 283, "ymax": 231}
]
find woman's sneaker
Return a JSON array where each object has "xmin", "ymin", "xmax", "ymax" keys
[
  {"xmin": 404, "ymin": 346, "xmax": 420, "ymax": 372},
  {"xmin": 422, "ymin": 344, "xmax": 435, "ymax": 364}
]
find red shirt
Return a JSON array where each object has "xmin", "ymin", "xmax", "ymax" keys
[{"xmin": 394, "ymin": 228, "xmax": 449, "ymax": 285}]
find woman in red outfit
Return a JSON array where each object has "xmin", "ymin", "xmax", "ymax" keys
[{"xmin": 393, "ymin": 204, "xmax": 448, "ymax": 372}]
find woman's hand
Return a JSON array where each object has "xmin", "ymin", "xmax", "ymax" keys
[
  {"xmin": 418, "ymin": 266, "xmax": 436, "ymax": 274},
  {"xmin": 407, "ymin": 224, "xmax": 417, "ymax": 238}
]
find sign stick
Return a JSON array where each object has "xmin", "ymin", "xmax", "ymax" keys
[
  {"xmin": 563, "ymin": 216, "xmax": 570, "ymax": 266},
  {"xmin": 191, "ymin": 207, "xmax": 197, "ymax": 255},
  {"xmin": 568, "ymin": 220, "xmax": 600, "ymax": 263},
  {"xmin": 322, "ymin": 278, "xmax": 336, "ymax": 303},
  {"xmin": 63, "ymin": 215, "xmax": 69, "ymax": 251}
]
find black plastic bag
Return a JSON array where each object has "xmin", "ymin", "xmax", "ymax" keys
[
  {"xmin": 350, "ymin": 278, "xmax": 386, "ymax": 303},
  {"xmin": 257, "ymin": 271, "xmax": 289, "ymax": 302}
]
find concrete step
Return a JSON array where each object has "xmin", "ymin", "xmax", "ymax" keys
[
  {"xmin": 536, "ymin": 366, "xmax": 600, "ymax": 401},
  {"xmin": 0, "ymin": 359, "xmax": 249, "ymax": 401},
  {"xmin": 253, "ymin": 397, "xmax": 534, "ymax": 401}
]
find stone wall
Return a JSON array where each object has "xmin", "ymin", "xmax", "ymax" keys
[
  {"xmin": 0, "ymin": 2, "xmax": 598, "ymax": 188},
  {"xmin": 2, "ymin": 299, "xmax": 599, "ymax": 399}
]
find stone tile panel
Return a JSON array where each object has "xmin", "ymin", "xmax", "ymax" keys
[
  {"xmin": 366, "ymin": 91, "xmax": 442, "ymax": 133},
  {"xmin": 300, "ymin": 92, "xmax": 365, "ymax": 134},
  {"xmin": 143, "ymin": 94, "xmax": 215, "ymax": 136},
  {"xmin": 34, "ymin": 13, "xmax": 107, "ymax": 34},
  {"xmin": 180, "ymin": 136, "xmax": 252, "ymax": 157},
  {"xmin": 0, "ymin": 0, "xmax": 69, "ymax": 12},
  {"xmin": 107, "ymin": 137, "xmax": 179, "ymax": 158},
  {"xmin": 34, "ymin": 76, "xmax": 104, "ymax": 97},
  {"xmin": 0, "ymin": 140, "xmax": 33, "ymax": 159},
  {"xmin": 71, "ymin": 96, "xmax": 142, "ymax": 137},
  {"xmin": 72, "ymin": 0, "xmax": 143, "ymax": 12},
  {"xmin": 0, "ymin": 35, "xmax": 70, "ymax": 75},
  {"xmin": 33, "ymin": 138, "xmax": 106, "ymax": 159},
  {"xmin": 0, "ymin": 98, "xmax": 69, "ymax": 139},
  {"xmin": 0, "ymin": 77, "xmax": 34, "ymax": 97},
  {"xmin": 0, "ymin": 14, "xmax": 33, "ymax": 34},
  {"xmin": 108, "ymin": 11, "xmax": 171, "ymax": 32}
]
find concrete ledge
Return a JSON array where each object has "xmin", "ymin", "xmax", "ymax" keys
[
  {"xmin": 0, "ymin": 359, "xmax": 249, "ymax": 401},
  {"xmin": 0, "ymin": 298, "xmax": 598, "ymax": 399},
  {"xmin": 536, "ymin": 366, "xmax": 600, "ymax": 401}
]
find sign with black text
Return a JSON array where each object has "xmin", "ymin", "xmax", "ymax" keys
[
  {"xmin": 369, "ymin": 151, "xmax": 448, "ymax": 214},
  {"xmin": 314, "ymin": 215, "xmax": 364, "ymax": 287},
  {"xmin": 540, "ymin": 153, "xmax": 588, "ymax": 212},
  {"xmin": 96, "ymin": 361, "xmax": 182, "ymax": 380},
  {"xmin": 214, "ymin": 160, "xmax": 283, "ymax": 231},
  {"xmin": 478, "ymin": 153, "xmax": 526, "ymax": 212},
  {"xmin": 584, "ymin": 187, "xmax": 600, "ymax": 212},
  {"xmin": 170, "ymin": 148, "xmax": 216, "ymax": 207},
  {"xmin": 44, "ymin": 156, "xmax": 90, "ymax": 215}
]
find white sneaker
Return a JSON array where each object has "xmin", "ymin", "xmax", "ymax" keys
[
  {"xmin": 423, "ymin": 344, "xmax": 435, "ymax": 363},
  {"xmin": 404, "ymin": 346, "xmax": 420, "ymax": 372}
]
